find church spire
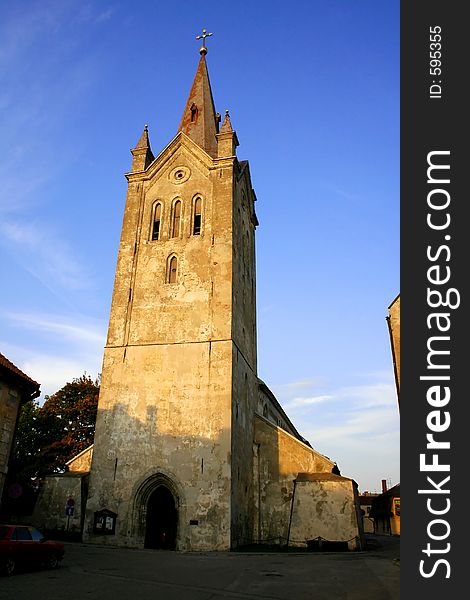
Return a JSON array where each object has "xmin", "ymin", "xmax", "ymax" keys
[{"xmin": 177, "ymin": 30, "xmax": 219, "ymax": 158}]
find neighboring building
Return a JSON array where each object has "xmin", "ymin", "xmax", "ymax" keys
[
  {"xmin": 0, "ymin": 352, "xmax": 40, "ymax": 508},
  {"xmin": 386, "ymin": 293, "xmax": 400, "ymax": 410},
  {"xmin": 36, "ymin": 39, "xmax": 364, "ymax": 552},
  {"xmin": 32, "ymin": 446, "xmax": 94, "ymax": 535},
  {"xmin": 369, "ymin": 481, "xmax": 400, "ymax": 536},
  {"xmin": 358, "ymin": 492, "xmax": 379, "ymax": 534},
  {"xmin": 383, "ymin": 295, "xmax": 400, "ymax": 536}
]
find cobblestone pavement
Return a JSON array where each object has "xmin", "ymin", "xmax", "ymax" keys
[{"xmin": 0, "ymin": 534, "xmax": 399, "ymax": 599}]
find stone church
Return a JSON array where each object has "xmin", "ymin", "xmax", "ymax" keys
[{"xmin": 34, "ymin": 38, "xmax": 363, "ymax": 552}]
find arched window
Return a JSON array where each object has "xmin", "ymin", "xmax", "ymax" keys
[
  {"xmin": 193, "ymin": 197, "xmax": 202, "ymax": 235},
  {"xmin": 168, "ymin": 256, "xmax": 177, "ymax": 284},
  {"xmin": 171, "ymin": 201, "xmax": 181, "ymax": 238},
  {"xmin": 152, "ymin": 203, "xmax": 162, "ymax": 241}
]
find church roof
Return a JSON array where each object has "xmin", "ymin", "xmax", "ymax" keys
[{"xmin": 177, "ymin": 51, "xmax": 219, "ymax": 158}]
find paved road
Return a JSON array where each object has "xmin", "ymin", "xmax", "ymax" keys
[{"xmin": 0, "ymin": 535, "xmax": 399, "ymax": 599}]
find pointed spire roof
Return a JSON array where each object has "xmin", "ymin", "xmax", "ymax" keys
[
  {"xmin": 178, "ymin": 50, "xmax": 219, "ymax": 158},
  {"xmin": 216, "ymin": 109, "xmax": 239, "ymax": 158},
  {"xmin": 219, "ymin": 110, "xmax": 233, "ymax": 133},
  {"xmin": 131, "ymin": 124, "xmax": 154, "ymax": 171},
  {"xmin": 134, "ymin": 124, "xmax": 151, "ymax": 150}
]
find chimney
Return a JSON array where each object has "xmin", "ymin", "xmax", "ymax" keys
[{"xmin": 381, "ymin": 479, "xmax": 388, "ymax": 494}]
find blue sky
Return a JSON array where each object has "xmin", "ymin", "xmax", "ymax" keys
[{"xmin": 0, "ymin": 1, "xmax": 399, "ymax": 494}]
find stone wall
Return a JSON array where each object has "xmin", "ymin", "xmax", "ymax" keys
[
  {"xmin": 67, "ymin": 445, "xmax": 93, "ymax": 472},
  {"xmin": 0, "ymin": 383, "xmax": 21, "ymax": 501},
  {"xmin": 33, "ymin": 473, "xmax": 87, "ymax": 534},
  {"xmin": 289, "ymin": 473, "xmax": 364, "ymax": 550},
  {"xmin": 253, "ymin": 415, "xmax": 335, "ymax": 545},
  {"xmin": 231, "ymin": 345, "xmax": 257, "ymax": 548}
]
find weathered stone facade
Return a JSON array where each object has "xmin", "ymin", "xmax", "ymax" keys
[
  {"xmin": 33, "ymin": 472, "xmax": 87, "ymax": 534},
  {"xmin": 79, "ymin": 48, "xmax": 363, "ymax": 551},
  {"xmin": 289, "ymin": 474, "xmax": 363, "ymax": 550},
  {"xmin": 31, "ymin": 447, "xmax": 93, "ymax": 534},
  {"xmin": 0, "ymin": 352, "xmax": 40, "ymax": 508}
]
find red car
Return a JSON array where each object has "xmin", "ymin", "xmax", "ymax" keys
[{"xmin": 0, "ymin": 524, "xmax": 65, "ymax": 576}]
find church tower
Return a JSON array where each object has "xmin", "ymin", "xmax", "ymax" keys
[{"xmin": 83, "ymin": 36, "xmax": 259, "ymax": 551}]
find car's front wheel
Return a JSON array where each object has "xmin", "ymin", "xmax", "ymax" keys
[
  {"xmin": 3, "ymin": 556, "xmax": 16, "ymax": 576},
  {"xmin": 47, "ymin": 553, "xmax": 61, "ymax": 569}
]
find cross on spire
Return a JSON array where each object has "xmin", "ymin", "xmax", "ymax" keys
[{"xmin": 196, "ymin": 28, "xmax": 213, "ymax": 55}]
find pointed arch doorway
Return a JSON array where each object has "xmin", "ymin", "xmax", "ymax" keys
[{"xmin": 144, "ymin": 485, "xmax": 177, "ymax": 550}]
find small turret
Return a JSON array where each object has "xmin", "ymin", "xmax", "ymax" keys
[
  {"xmin": 130, "ymin": 124, "xmax": 154, "ymax": 172},
  {"xmin": 216, "ymin": 110, "xmax": 239, "ymax": 158}
]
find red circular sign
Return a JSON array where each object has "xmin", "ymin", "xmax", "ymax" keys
[{"xmin": 8, "ymin": 483, "xmax": 23, "ymax": 498}]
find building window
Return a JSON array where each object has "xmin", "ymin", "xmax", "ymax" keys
[
  {"xmin": 171, "ymin": 201, "xmax": 181, "ymax": 238},
  {"xmin": 168, "ymin": 256, "xmax": 178, "ymax": 284},
  {"xmin": 152, "ymin": 203, "xmax": 162, "ymax": 240},
  {"xmin": 190, "ymin": 103, "xmax": 198, "ymax": 122},
  {"xmin": 193, "ymin": 197, "xmax": 202, "ymax": 235},
  {"xmin": 393, "ymin": 498, "xmax": 400, "ymax": 516}
]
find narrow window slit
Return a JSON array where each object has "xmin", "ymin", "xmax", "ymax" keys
[
  {"xmin": 168, "ymin": 256, "xmax": 177, "ymax": 284},
  {"xmin": 152, "ymin": 203, "xmax": 162, "ymax": 240},
  {"xmin": 172, "ymin": 201, "xmax": 181, "ymax": 238},
  {"xmin": 193, "ymin": 197, "xmax": 202, "ymax": 235}
]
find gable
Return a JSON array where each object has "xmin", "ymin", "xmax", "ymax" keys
[{"xmin": 127, "ymin": 132, "xmax": 215, "ymax": 185}]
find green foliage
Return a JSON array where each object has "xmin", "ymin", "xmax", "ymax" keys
[{"xmin": 11, "ymin": 374, "xmax": 100, "ymax": 481}]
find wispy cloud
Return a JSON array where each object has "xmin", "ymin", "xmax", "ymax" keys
[
  {"xmin": 320, "ymin": 181, "xmax": 358, "ymax": 202},
  {"xmin": 0, "ymin": 220, "xmax": 92, "ymax": 293},
  {"xmin": 22, "ymin": 355, "xmax": 100, "ymax": 400},
  {"xmin": 0, "ymin": 7, "xmax": 46, "ymax": 70},
  {"xmin": 272, "ymin": 377, "xmax": 328, "ymax": 396},
  {"xmin": 76, "ymin": 5, "xmax": 116, "ymax": 24},
  {"xmin": 1, "ymin": 310, "xmax": 106, "ymax": 400},
  {"xmin": 303, "ymin": 404, "xmax": 399, "ymax": 443},
  {"xmin": 293, "ymin": 382, "xmax": 400, "ymax": 490},
  {"xmin": 335, "ymin": 382, "xmax": 396, "ymax": 409},
  {"xmin": 273, "ymin": 376, "xmax": 398, "ymax": 449},
  {"xmin": 275, "ymin": 375, "xmax": 396, "ymax": 413},
  {"xmin": 5, "ymin": 311, "xmax": 106, "ymax": 346},
  {"xmin": 0, "ymin": 4, "xmax": 102, "ymax": 299},
  {"xmin": 0, "ymin": 1, "xmax": 115, "ymax": 72},
  {"xmin": 283, "ymin": 394, "xmax": 335, "ymax": 410}
]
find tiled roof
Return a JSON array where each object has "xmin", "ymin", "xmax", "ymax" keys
[{"xmin": 0, "ymin": 351, "xmax": 40, "ymax": 389}]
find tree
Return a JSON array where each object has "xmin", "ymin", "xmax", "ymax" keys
[
  {"xmin": 38, "ymin": 374, "xmax": 100, "ymax": 473},
  {"xmin": 11, "ymin": 374, "xmax": 100, "ymax": 481},
  {"xmin": 9, "ymin": 397, "xmax": 42, "ymax": 482},
  {"xmin": 1, "ymin": 374, "xmax": 99, "ymax": 518}
]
